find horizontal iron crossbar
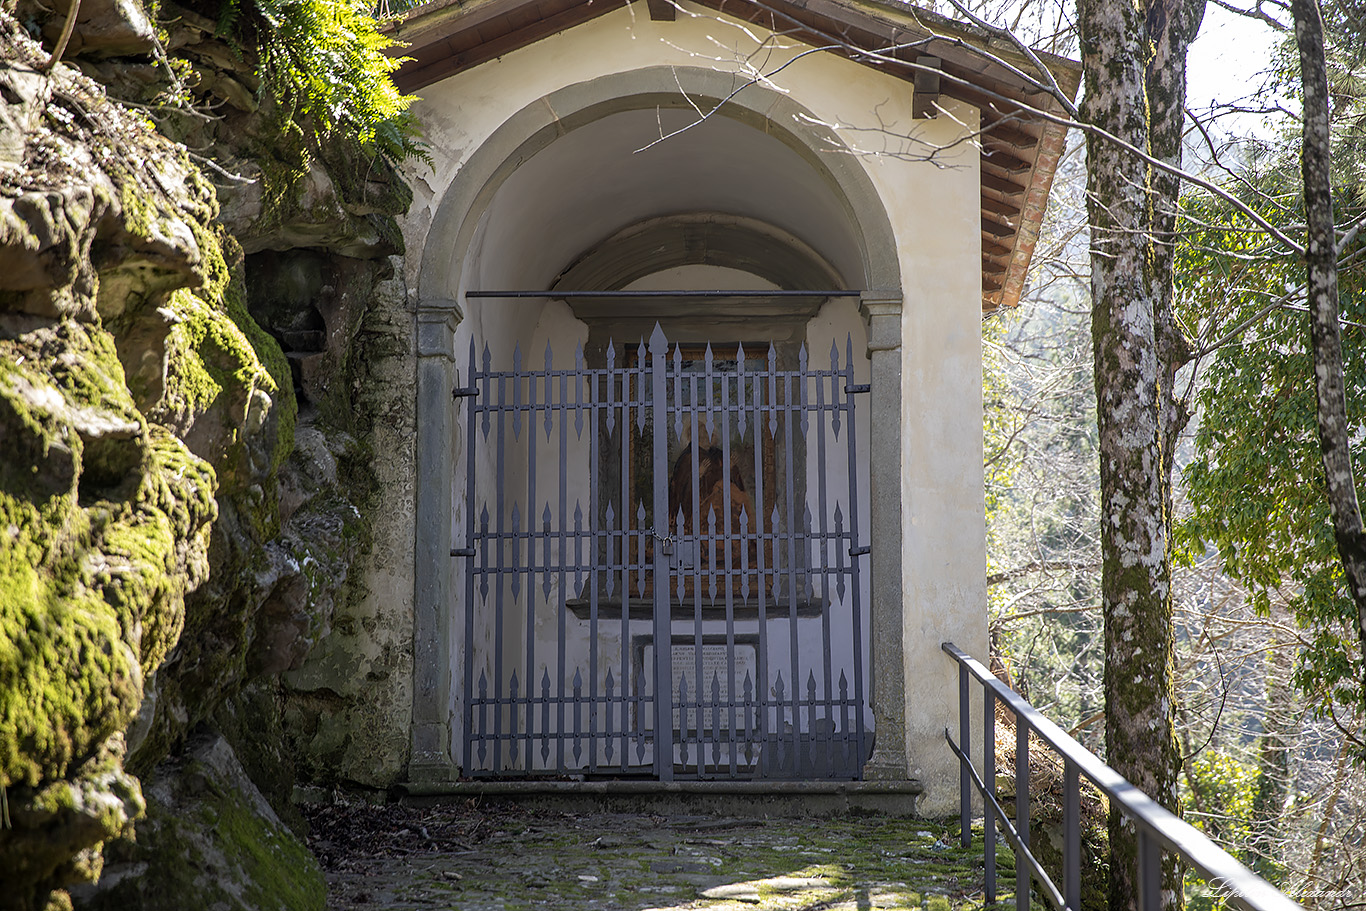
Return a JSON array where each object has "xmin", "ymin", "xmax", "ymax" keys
[
  {"xmin": 466, "ymin": 290, "xmax": 864, "ymax": 298},
  {"xmin": 941, "ymin": 641, "xmax": 1303, "ymax": 911}
]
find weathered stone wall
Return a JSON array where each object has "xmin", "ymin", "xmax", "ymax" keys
[
  {"xmin": 281, "ymin": 259, "xmax": 416, "ymax": 790},
  {"xmin": 0, "ymin": 0, "xmax": 415, "ymax": 905}
]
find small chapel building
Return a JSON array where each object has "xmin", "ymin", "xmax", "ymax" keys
[{"xmin": 369, "ymin": 0, "xmax": 1077, "ymax": 815}]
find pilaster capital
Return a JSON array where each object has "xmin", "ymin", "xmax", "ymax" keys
[
  {"xmin": 860, "ymin": 291, "xmax": 903, "ymax": 353},
  {"xmin": 416, "ymin": 302, "xmax": 462, "ymax": 361}
]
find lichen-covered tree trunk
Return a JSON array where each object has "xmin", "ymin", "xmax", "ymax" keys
[
  {"xmin": 1146, "ymin": 0, "xmax": 1203, "ymax": 483},
  {"xmin": 1291, "ymin": 0, "xmax": 1366, "ymax": 702},
  {"xmin": 1078, "ymin": 0, "xmax": 1202, "ymax": 906}
]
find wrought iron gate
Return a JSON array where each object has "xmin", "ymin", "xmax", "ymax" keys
[{"xmin": 457, "ymin": 324, "xmax": 869, "ymax": 780}]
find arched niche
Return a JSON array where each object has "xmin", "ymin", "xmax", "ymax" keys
[{"xmin": 409, "ymin": 65, "xmax": 905, "ymax": 782}]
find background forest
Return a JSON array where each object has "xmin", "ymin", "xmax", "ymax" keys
[{"xmin": 978, "ymin": 0, "xmax": 1366, "ymax": 903}]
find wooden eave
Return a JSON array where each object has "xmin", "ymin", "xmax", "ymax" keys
[{"xmin": 385, "ymin": 0, "xmax": 1081, "ymax": 312}]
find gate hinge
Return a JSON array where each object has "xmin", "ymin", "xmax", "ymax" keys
[
  {"xmin": 452, "ymin": 386, "xmax": 478, "ymax": 399},
  {"xmin": 451, "ymin": 547, "xmax": 475, "ymax": 557},
  {"xmin": 849, "ymin": 546, "xmax": 871, "ymax": 557},
  {"xmin": 845, "ymin": 383, "xmax": 871, "ymax": 395}
]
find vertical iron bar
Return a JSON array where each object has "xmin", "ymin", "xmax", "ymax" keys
[
  {"xmin": 710, "ymin": 357, "xmax": 721, "ymax": 775},
  {"xmin": 720, "ymin": 353, "xmax": 738, "ymax": 777},
  {"xmin": 1016, "ymin": 713, "xmax": 1030, "ymax": 911},
  {"xmin": 510, "ymin": 504, "xmax": 522, "ymax": 768},
  {"xmin": 713, "ymin": 670, "xmax": 724, "ymax": 772},
  {"xmin": 783, "ymin": 363, "xmax": 800, "ymax": 776},
  {"xmin": 796, "ymin": 346, "xmax": 811, "ymax": 773},
  {"xmin": 680, "ymin": 674, "xmax": 691, "ymax": 770},
  {"xmin": 612, "ymin": 343, "xmax": 633, "ymax": 766},
  {"xmin": 960, "ymin": 662, "xmax": 971, "ymax": 848},
  {"xmin": 767, "ymin": 345, "xmax": 780, "ymax": 762},
  {"xmin": 752, "ymin": 360, "xmax": 770, "ymax": 768},
  {"xmin": 525, "ymin": 350, "xmax": 538, "ymax": 773},
  {"xmin": 815, "ymin": 345, "xmax": 835, "ymax": 775},
  {"xmin": 603, "ymin": 348, "xmax": 625, "ymax": 771},
  {"xmin": 689, "ymin": 369, "xmax": 704, "ymax": 778},
  {"xmin": 561, "ymin": 354, "xmax": 586, "ymax": 773},
  {"xmin": 985, "ymin": 685, "xmax": 997, "ymax": 903},
  {"xmin": 540, "ymin": 669, "xmax": 550, "ymax": 765},
  {"xmin": 492, "ymin": 368, "xmax": 507, "ymax": 773},
  {"xmin": 735, "ymin": 351, "xmax": 755, "ymax": 773},
  {"xmin": 462, "ymin": 337, "xmax": 479, "ymax": 775},
  {"xmin": 649, "ymin": 324, "xmax": 674, "ymax": 781},
  {"xmin": 1065, "ymin": 758, "xmax": 1081, "ymax": 911},
  {"xmin": 668, "ymin": 348, "xmax": 687, "ymax": 776},
  {"xmin": 572, "ymin": 668, "xmax": 583, "ymax": 763}
]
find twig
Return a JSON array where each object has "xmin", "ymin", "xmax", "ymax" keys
[
  {"xmin": 43, "ymin": 0, "xmax": 82, "ymax": 71},
  {"xmin": 188, "ymin": 151, "xmax": 256, "ymax": 184},
  {"xmin": 987, "ymin": 559, "xmax": 1101, "ymax": 587}
]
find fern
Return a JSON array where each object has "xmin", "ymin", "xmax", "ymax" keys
[{"xmin": 264, "ymin": 0, "xmax": 421, "ymax": 161}]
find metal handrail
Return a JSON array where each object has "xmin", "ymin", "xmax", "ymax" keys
[{"xmin": 941, "ymin": 641, "xmax": 1303, "ymax": 911}]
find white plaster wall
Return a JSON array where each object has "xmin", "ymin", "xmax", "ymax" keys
[
  {"xmin": 408, "ymin": 1, "xmax": 989, "ymax": 800},
  {"xmin": 887, "ymin": 102, "xmax": 990, "ymax": 815},
  {"xmin": 403, "ymin": 5, "xmax": 974, "ymax": 297}
]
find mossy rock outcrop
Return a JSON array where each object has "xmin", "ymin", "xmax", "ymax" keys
[
  {"xmin": 73, "ymin": 731, "xmax": 326, "ymax": 911},
  {"xmin": 2, "ymin": 0, "xmax": 414, "ymax": 903},
  {"xmin": 0, "ymin": 24, "xmax": 225, "ymax": 908},
  {"xmin": 0, "ymin": 13, "xmax": 302, "ymax": 909}
]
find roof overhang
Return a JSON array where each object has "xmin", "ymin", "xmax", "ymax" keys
[{"xmin": 384, "ymin": 0, "xmax": 1081, "ymax": 312}]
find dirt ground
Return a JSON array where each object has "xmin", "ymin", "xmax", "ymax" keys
[{"xmin": 301, "ymin": 801, "xmax": 1010, "ymax": 911}]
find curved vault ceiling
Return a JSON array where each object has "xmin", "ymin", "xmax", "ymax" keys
[{"xmin": 468, "ymin": 106, "xmax": 867, "ymax": 293}]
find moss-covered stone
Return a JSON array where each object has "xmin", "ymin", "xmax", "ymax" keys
[
  {"xmin": 0, "ymin": 317, "xmax": 218, "ymax": 910},
  {"xmin": 78, "ymin": 732, "xmax": 325, "ymax": 911},
  {"xmin": 307, "ymin": 804, "xmax": 1015, "ymax": 911},
  {"xmin": 0, "ymin": 319, "xmax": 216, "ymax": 794}
]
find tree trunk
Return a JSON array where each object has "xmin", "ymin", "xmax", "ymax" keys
[
  {"xmin": 1144, "ymin": 0, "xmax": 1204, "ymax": 901},
  {"xmin": 1146, "ymin": 0, "xmax": 1203, "ymax": 479},
  {"xmin": 1291, "ymin": 0, "xmax": 1366, "ymax": 705},
  {"xmin": 1078, "ymin": 0, "xmax": 1200, "ymax": 906}
]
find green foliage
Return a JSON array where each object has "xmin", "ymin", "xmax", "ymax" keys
[
  {"xmin": 1176, "ymin": 180, "xmax": 1366, "ymax": 718},
  {"xmin": 1182, "ymin": 750, "xmax": 1264, "ymax": 911},
  {"xmin": 1320, "ymin": 1, "xmax": 1366, "ymax": 205},
  {"xmin": 983, "ymin": 289, "xmax": 1104, "ymax": 736},
  {"xmin": 246, "ymin": 0, "xmax": 424, "ymax": 164},
  {"xmin": 982, "ymin": 315, "xmax": 1017, "ymax": 520},
  {"xmin": 1185, "ymin": 750, "xmax": 1259, "ymax": 847},
  {"xmin": 1176, "ymin": 10, "xmax": 1366, "ymax": 732}
]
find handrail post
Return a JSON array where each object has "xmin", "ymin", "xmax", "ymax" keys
[
  {"xmin": 1016, "ymin": 713, "xmax": 1030, "ymax": 911},
  {"xmin": 984, "ymin": 685, "xmax": 996, "ymax": 904},
  {"xmin": 960, "ymin": 662, "xmax": 971, "ymax": 848},
  {"xmin": 1138, "ymin": 829, "xmax": 1161, "ymax": 911},
  {"xmin": 1065, "ymin": 759, "xmax": 1081, "ymax": 911}
]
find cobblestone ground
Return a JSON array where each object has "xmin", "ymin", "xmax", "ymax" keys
[{"xmin": 302, "ymin": 801, "xmax": 1010, "ymax": 911}]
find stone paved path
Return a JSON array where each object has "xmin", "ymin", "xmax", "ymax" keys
[{"xmin": 303, "ymin": 801, "xmax": 1009, "ymax": 911}]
